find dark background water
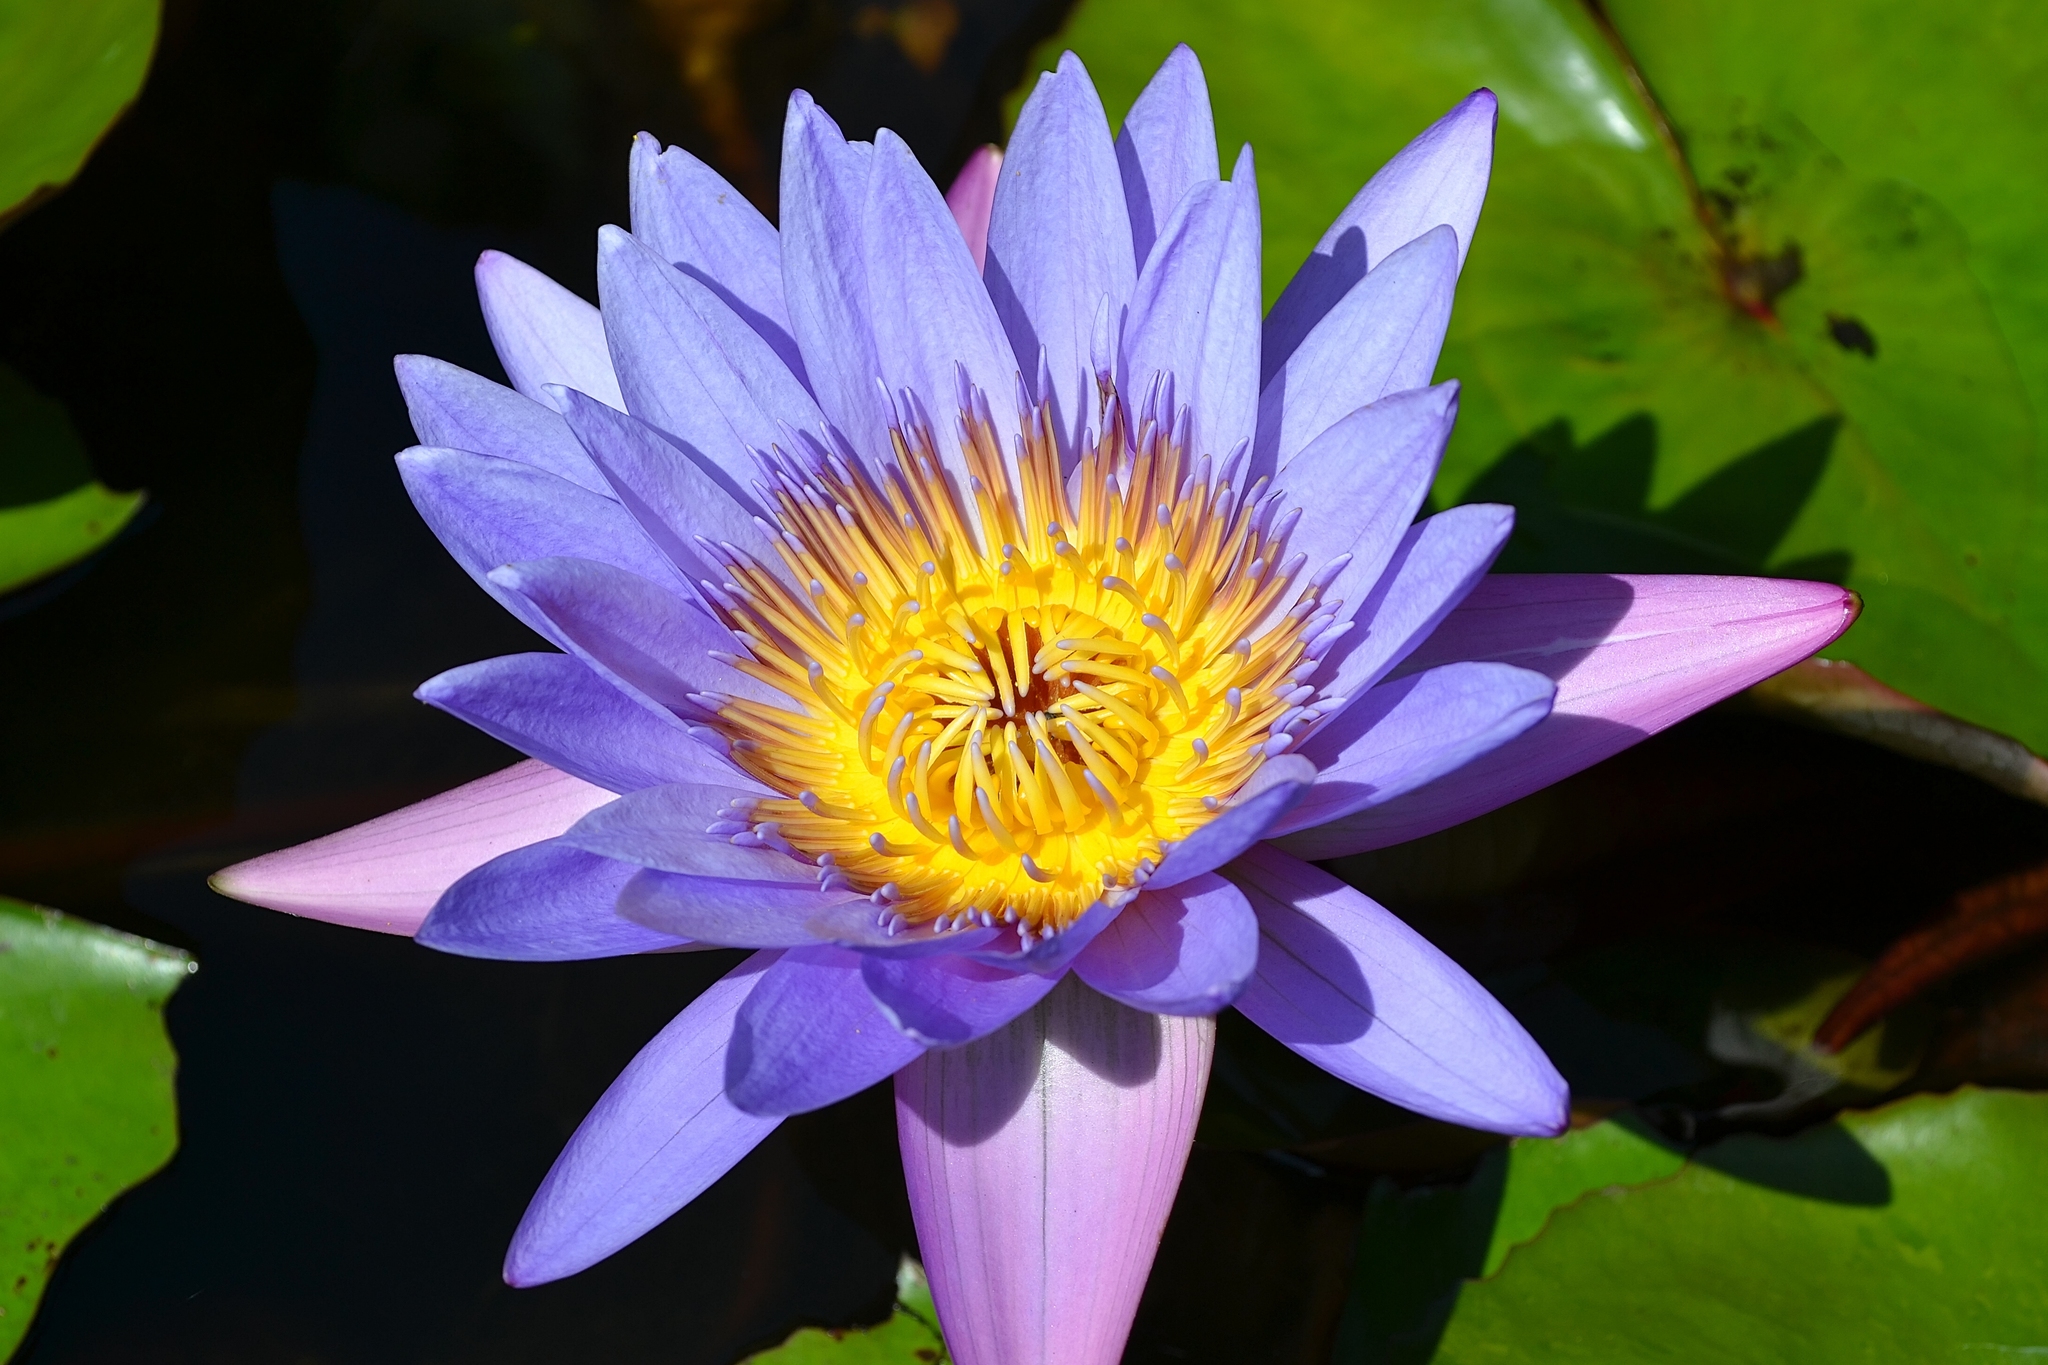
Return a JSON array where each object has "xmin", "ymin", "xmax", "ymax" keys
[{"xmin": 5, "ymin": 1, "xmax": 2048, "ymax": 1361}]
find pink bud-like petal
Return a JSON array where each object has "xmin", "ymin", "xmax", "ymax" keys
[
  {"xmin": 895, "ymin": 978, "xmax": 1213, "ymax": 1365},
  {"xmin": 1278, "ymin": 574, "xmax": 1857, "ymax": 858},
  {"xmin": 209, "ymin": 759, "xmax": 615, "ymax": 934},
  {"xmin": 945, "ymin": 144, "xmax": 1002, "ymax": 271}
]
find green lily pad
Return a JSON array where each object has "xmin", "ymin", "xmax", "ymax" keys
[
  {"xmin": 0, "ymin": 483, "xmax": 147, "ymax": 597},
  {"xmin": 1432, "ymin": 1089, "xmax": 2048, "ymax": 1362},
  {"xmin": 0, "ymin": 897, "xmax": 191, "ymax": 1358},
  {"xmin": 1338, "ymin": 1113, "xmax": 1686, "ymax": 1362},
  {"xmin": 0, "ymin": 362, "xmax": 144, "ymax": 596},
  {"xmin": 744, "ymin": 1257, "xmax": 950, "ymax": 1364},
  {"xmin": 1341, "ymin": 1090, "xmax": 2048, "ymax": 1362},
  {"xmin": 0, "ymin": 0, "xmax": 159, "ymax": 222},
  {"xmin": 1031, "ymin": 0, "xmax": 2048, "ymax": 753}
]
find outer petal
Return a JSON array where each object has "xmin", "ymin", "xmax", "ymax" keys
[
  {"xmin": 619, "ymin": 856, "xmax": 997, "ymax": 954},
  {"xmin": 415, "ymin": 838, "xmax": 687, "ymax": 960},
  {"xmin": 864, "ymin": 129, "xmax": 1023, "ymax": 517},
  {"xmin": 725, "ymin": 945, "xmax": 928, "ymax": 1115},
  {"xmin": 627, "ymin": 133, "xmax": 801, "ymax": 378},
  {"xmin": 504, "ymin": 950, "xmax": 784, "ymax": 1286},
  {"xmin": 394, "ymin": 355, "xmax": 608, "ymax": 493},
  {"xmin": 1074, "ymin": 873, "xmax": 1257, "ymax": 1016},
  {"xmin": 474, "ymin": 250, "xmax": 623, "ymax": 409},
  {"xmin": 1263, "ymin": 89, "xmax": 1496, "ymax": 374},
  {"xmin": 617, "ymin": 868, "xmax": 860, "ymax": 945},
  {"xmin": 1306, "ymin": 503, "xmax": 1515, "ymax": 735},
  {"xmin": 1258, "ymin": 382, "xmax": 1458, "ymax": 634},
  {"xmin": 945, "ymin": 145, "xmax": 1001, "ymax": 272},
  {"xmin": 1282, "ymin": 574, "xmax": 1859, "ymax": 857},
  {"xmin": 894, "ymin": 977, "xmax": 1214, "ymax": 1365},
  {"xmin": 1120, "ymin": 146, "xmax": 1260, "ymax": 466},
  {"xmin": 1114, "ymin": 43, "xmax": 1218, "ymax": 271},
  {"xmin": 487, "ymin": 556, "xmax": 780, "ymax": 718},
  {"xmin": 1276, "ymin": 661, "xmax": 1555, "ymax": 835},
  {"xmin": 986, "ymin": 52, "xmax": 1134, "ymax": 460},
  {"xmin": 209, "ymin": 760, "xmax": 614, "ymax": 934},
  {"xmin": 597, "ymin": 225, "xmax": 822, "ymax": 496},
  {"xmin": 560, "ymin": 782, "xmax": 813, "ymax": 880},
  {"xmin": 780, "ymin": 95, "xmax": 890, "ymax": 467},
  {"xmin": 1144, "ymin": 754, "xmax": 1313, "ymax": 890},
  {"xmin": 1227, "ymin": 844, "xmax": 1566, "ymax": 1135},
  {"xmin": 395, "ymin": 445, "xmax": 687, "ymax": 641},
  {"xmin": 1254, "ymin": 225, "xmax": 1457, "ymax": 451},
  {"xmin": 416, "ymin": 653, "xmax": 756, "ymax": 794},
  {"xmin": 860, "ymin": 954, "xmax": 1062, "ymax": 1047}
]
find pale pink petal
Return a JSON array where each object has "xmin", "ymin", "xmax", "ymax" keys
[
  {"xmin": 894, "ymin": 977, "xmax": 1213, "ymax": 1365},
  {"xmin": 945, "ymin": 145, "xmax": 1002, "ymax": 272},
  {"xmin": 1277, "ymin": 574, "xmax": 1857, "ymax": 858},
  {"xmin": 209, "ymin": 759, "xmax": 616, "ymax": 934}
]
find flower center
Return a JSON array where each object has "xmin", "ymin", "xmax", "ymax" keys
[{"xmin": 697, "ymin": 386, "xmax": 1334, "ymax": 937}]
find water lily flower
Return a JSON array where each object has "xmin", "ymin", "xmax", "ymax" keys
[{"xmin": 213, "ymin": 45, "xmax": 1854, "ymax": 1365}]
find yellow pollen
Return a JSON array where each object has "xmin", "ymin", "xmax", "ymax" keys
[{"xmin": 698, "ymin": 384, "xmax": 1326, "ymax": 935}]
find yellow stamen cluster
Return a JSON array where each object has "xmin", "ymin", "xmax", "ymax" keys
[{"xmin": 697, "ymin": 384, "xmax": 1339, "ymax": 939}]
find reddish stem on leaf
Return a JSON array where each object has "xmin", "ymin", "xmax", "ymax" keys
[{"xmin": 1814, "ymin": 859, "xmax": 2048, "ymax": 1053}]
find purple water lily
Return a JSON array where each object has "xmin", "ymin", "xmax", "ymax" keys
[{"xmin": 213, "ymin": 46, "xmax": 1854, "ymax": 1365}]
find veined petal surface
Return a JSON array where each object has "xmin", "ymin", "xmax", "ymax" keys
[
  {"xmin": 780, "ymin": 94, "xmax": 889, "ymax": 467},
  {"xmin": 1120, "ymin": 146, "xmax": 1261, "ymax": 468},
  {"xmin": 1228, "ymin": 844, "xmax": 1566, "ymax": 1135},
  {"xmin": 416, "ymin": 838, "xmax": 686, "ymax": 961},
  {"xmin": 864, "ymin": 129, "xmax": 1023, "ymax": 513},
  {"xmin": 1074, "ymin": 873, "xmax": 1257, "ymax": 1016},
  {"xmin": 861, "ymin": 954, "xmax": 1063, "ymax": 1047},
  {"xmin": 1278, "ymin": 660, "xmax": 1554, "ymax": 834},
  {"xmin": 597, "ymin": 225, "xmax": 823, "ymax": 497},
  {"xmin": 626, "ymin": 132, "xmax": 800, "ymax": 377},
  {"xmin": 895, "ymin": 977, "xmax": 1213, "ymax": 1365},
  {"xmin": 505, "ymin": 950, "xmax": 784, "ymax": 1286},
  {"xmin": 726, "ymin": 945, "xmax": 928, "ymax": 1115},
  {"xmin": 395, "ymin": 355, "xmax": 608, "ymax": 493},
  {"xmin": 1254, "ymin": 224, "xmax": 1458, "ymax": 459},
  {"xmin": 1282, "ymin": 575, "xmax": 1858, "ymax": 857},
  {"xmin": 1115, "ymin": 43, "xmax": 1218, "ymax": 272},
  {"xmin": 987, "ymin": 51, "xmax": 1134, "ymax": 461},
  {"xmin": 395, "ymin": 446, "xmax": 688, "ymax": 642},
  {"xmin": 210, "ymin": 760, "xmax": 614, "ymax": 934},
  {"xmin": 1264, "ymin": 89, "xmax": 1496, "ymax": 373},
  {"xmin": 475, "ymin": 249, "xmax": 623, "ymax": 408},
  {"xmin": 416, "ymin": 652, "xmax": 755, "ymax": 794}
]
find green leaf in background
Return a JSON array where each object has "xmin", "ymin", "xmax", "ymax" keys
[
  {"xmin": 0, "ymin": 362, "xmax": 144, "ymax": 596},
  {"xmin": 743, "ymin": 1258, "xmax": 949, "ymax": 1364},
  {"xmin": 0, "ymin": 0, "xmax": 159, "ymax": 222},
  {"xmin": 0, "ymin": 897, "xmax": 191, "ymax": 1358},
  {"xmin": 1339, "ymin": 1114, "xmax": 1687, "ymax": 1362},
  {"xmin": 1431, "ymin": 1089, "xmax": 2048, "ymax": 1362},
  {"xmin": 0, "ymin": 485, "xmax": 147, "ymax": 598},
  {"xmin": 1033, "ymin": 0, "xmax": 2048, "ymax": 753}
]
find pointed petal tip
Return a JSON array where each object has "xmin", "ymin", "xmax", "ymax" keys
[{"xmin": 206, "ymin": 762, "xmax": 617, "ymax": 935}]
